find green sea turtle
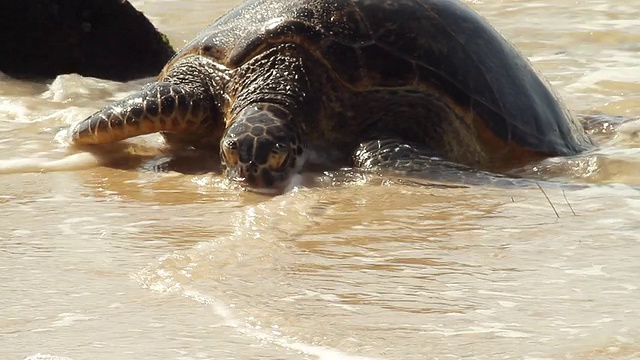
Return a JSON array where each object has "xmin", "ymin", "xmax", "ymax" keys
[{"xmin": 67, "ymin": 0, "xmax": 594, "ymax": 192}]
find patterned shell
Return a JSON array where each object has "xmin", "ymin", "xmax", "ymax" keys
[{"xmin": 163, "ymin": 0, "xmax": 592, "ymax": 155}]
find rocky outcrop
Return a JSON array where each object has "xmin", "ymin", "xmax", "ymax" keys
[{"xmin": 0, "ymin": 0, "xmax": 175, "ymax": 81}]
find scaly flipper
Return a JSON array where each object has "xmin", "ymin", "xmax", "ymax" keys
[
  {"xmin": 352, "ymin": 138, "xmax": 533, "ymax": 187},
  {"xmin": 352, "ymin": 138, "xmax": 445, "ymax": 171},
  {"xmin": 69, "ymin": 82, "xmax": 215, "ymax": 145}
]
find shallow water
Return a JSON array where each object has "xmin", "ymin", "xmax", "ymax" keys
[{"xmin": 2, "ymin": 0, "xmax": 640, "ymax": 359}]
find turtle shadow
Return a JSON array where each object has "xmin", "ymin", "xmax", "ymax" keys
[{"xmin": 72, "ymin": 142, "xmax": 222, "ymax": 175}]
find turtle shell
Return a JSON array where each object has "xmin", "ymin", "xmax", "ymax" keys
[{"xmin": 164, "ymin": 0, "xmax": 592, "ymax": 162}]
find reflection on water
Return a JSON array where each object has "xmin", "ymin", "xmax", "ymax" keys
[{"xmin": 2, "ymin": 0, "xmax": 640, "ymax": 359}]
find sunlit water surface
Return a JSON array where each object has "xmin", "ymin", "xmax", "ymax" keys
[{"xmin": 2, "ymin": 1, "xmax": 640, "ymax": 359}]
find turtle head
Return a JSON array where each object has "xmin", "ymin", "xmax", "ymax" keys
[{"xmin": 220, "ymin": 104, "xmax": 305, "ymax": 192}]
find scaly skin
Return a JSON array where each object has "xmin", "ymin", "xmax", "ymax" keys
[
  {"xmin": 69, "ymin": 55, "xmax": 228, "ymax": 148},
  {"xmin": 69, "ymin": 82, "xmax": 213, "ymax": 145}
]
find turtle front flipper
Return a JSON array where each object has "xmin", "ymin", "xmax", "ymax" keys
[{"xmin": 69, "ymin": 82, "xmax": 215, "ymax": 146}]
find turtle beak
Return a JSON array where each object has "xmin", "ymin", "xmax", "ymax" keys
[
  {"xmin": 225, "ymin": 161, "xmax": 269, "ymax": 188},
  {"xmin": 239, "ymin": 161, "xmax": 260, "ymax": 185},
  {"xmin": 223, "ymin": 160, "xmax": 292, "ymax": 193}
]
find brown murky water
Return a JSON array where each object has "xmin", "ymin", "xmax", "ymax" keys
[{"xmin": 2, "ymin": 1, "xmax": 640, "ymax": 359}]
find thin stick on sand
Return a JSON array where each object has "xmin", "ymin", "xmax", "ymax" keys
[
  {"xmin": 536, "ymin": 183, "xmax": 560, "ymax": 218},
  {"xmin": 562, "ymin": 189, "xmax": 577, "ymax": 216}
]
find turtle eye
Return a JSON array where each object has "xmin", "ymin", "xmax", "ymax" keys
[
  {"xmin": 272, "ymin": 142, "xmax": 289, "ymax": 154},
  {"xmin": 268, "ymin": 143, "xmax": 291, "ymax": 170}
]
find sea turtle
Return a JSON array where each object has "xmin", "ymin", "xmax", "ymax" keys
[{"xmin": 67, "ymin": 0, "xmax": 594, "ymax": 192}]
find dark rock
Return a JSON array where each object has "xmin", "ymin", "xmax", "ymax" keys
[{"xmin": 0, "ymin": 0, "xmax": 175, "ymax": 81}]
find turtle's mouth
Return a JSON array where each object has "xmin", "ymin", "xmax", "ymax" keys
[{"xmin": 224, "ymin": 154, "xmax": 296, "ymax": 193}]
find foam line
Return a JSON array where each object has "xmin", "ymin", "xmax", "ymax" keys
[
  {"xmin": 0, "ymin": 152, "xmax": 101, "ymax": 174},
  {"xmin": 182, "ymin": 287, "xmax": 382, "ymax": 360}
]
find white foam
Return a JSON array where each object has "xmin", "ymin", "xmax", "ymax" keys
[
  {"xmin": 51, "ymin": 313, "xmax": 95, "ymax": 327},
  {"xmin": 24, "ymin": 354, "xmax": 73, "ymax": 360},
  {"xmin": 182, "ymin": 287, "xmax": 382, "ymax": 360},
  {"xmin": 283, "ymin": 173, "xmax": 305, "ymax": 192},
  {"xmin": 0, "ymin": 152, "xmax": 102, "ymax": 175},
  {"xmin": 565, "ymin": 265, "xmax": 609, "ymax": 277},
  {"xmin": 616, "ymin": 118, "xmax": 640, "ymax": 141},
  {"xmin": 42, "ymin": 74, "xmax": 128, "ymax": 103}
]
